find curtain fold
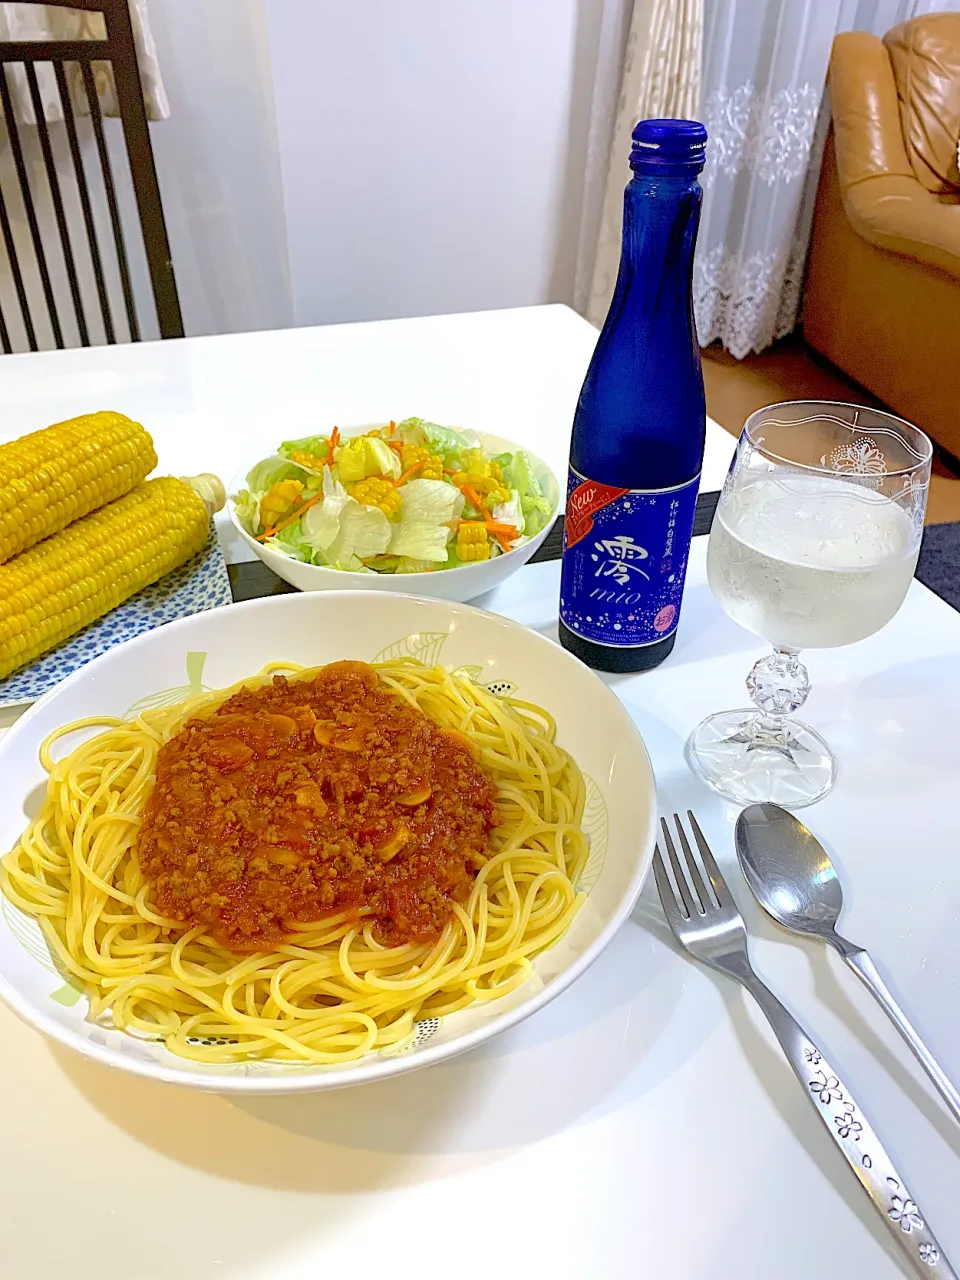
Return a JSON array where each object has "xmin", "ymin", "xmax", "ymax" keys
[
  {"xmin": 584, "ymin": 0, "xmax": 703, "ymax": 326},
  {"xmin": 0, "ymin": 1, "xmax": 168, "ymax": 122}
]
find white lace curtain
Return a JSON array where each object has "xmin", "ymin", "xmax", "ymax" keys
[{"xmin": 695, "ymin": 0, "xmax": 952, "ymax": 358}]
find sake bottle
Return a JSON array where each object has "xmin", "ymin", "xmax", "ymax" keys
[{"xmin": 559, "ymin": 118, "xmax": 707, "ymax": 672}]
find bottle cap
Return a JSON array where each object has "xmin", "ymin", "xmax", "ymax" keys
[{"xmin": 630, "ymin": 119, "xmax": 707, "ymax": 173}]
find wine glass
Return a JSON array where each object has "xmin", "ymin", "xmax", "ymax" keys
[{"xmin": 686, "ymin": 400, "xmax": 932, "ymax": 807}]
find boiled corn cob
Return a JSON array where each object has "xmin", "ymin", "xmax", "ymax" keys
[
  {"xmin": 0, "ymin": 475, "xmax": 220, "ymax": 680},
  {"xmin": 0, "ymin": 411, "xmax": 156, "ymax": 564}
]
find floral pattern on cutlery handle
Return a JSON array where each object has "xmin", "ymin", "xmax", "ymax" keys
[{"xmin": 749, "ymin": 983, "xmax": 955, "ymax": 1276}]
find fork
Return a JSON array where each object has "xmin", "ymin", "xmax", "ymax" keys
[{"xmin": 654, "ymin": 812, "xmax": 955, "ymax": 1279}]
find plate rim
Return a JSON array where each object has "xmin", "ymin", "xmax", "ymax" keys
[{"xmin": 0, "ymin": 588, "xmax": 657, "ymax": 1093}]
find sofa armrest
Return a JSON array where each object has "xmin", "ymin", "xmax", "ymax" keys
[
  {"xmin": 829, "ymin": 30, "xmax": 960, "ymax": 282},
  {"xmin": 830, "ymin": 31, "xmax": 913, "ymax": 183},
  {"xmin": 840, "ymin": 173, "xmax": 960, "ymax": 282}
]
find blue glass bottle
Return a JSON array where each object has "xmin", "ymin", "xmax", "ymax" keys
[{"xmin": 559, "ymin": 118, "xmax": 707, "ymax": 673}]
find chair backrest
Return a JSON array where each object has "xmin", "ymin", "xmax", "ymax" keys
[{"xmin": 0, "ymin": 0, "xmax": 182, "ymax": 351}]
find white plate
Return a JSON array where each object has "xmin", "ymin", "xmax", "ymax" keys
[
  {"xmin": 0, "ymin": 591, "xmax": 656, "ymax": 1093},
  {"xmin": 227, "ymin": 427, "xmax": 561, "ymax": 601}
]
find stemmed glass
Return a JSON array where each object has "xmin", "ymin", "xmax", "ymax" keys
[{"xmin": 687, "ymin": 400, "xmax": 932, "ymax": 807}]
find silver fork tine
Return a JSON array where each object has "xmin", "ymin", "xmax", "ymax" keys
[
  {"xmin": 673, "ymin": 813, "xmax": 712, "ymax": 910},
  {"xmin": 653, "ymin": 849, "xmax": 685, "ymax": 925},
  {"xmin": 687, "ymin": 808, "xmax": 734, "ymax": 908},
  {"xmin": 659, "ymin": 817, "xmax": 697, "ymax": 917}
]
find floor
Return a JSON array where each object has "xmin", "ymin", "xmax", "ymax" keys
[{"xmin": 701, "ymin": 337, "xmax": 960, "ymax": 525}]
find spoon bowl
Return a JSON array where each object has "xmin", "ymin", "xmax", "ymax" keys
[{"xmin": 735, "ymin": 801, "xmax": 844, "ymax": 937}]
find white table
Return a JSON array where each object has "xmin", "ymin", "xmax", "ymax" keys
[{"xmin": 3, "ymin": 307, "xmax": 958, "ymax": 1280}]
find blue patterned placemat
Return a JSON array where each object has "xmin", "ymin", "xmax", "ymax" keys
[{"xmin": 0, "ymin": 529, "xmax": 232, "ymax": 707}]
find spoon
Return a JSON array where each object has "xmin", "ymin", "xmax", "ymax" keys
[{"xmin": 736, "ymin": 801, "xmax": 960, "ymax": 1126}]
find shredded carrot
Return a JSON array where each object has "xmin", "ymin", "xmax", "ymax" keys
[
  {"xmin": 456, "ymin": 481, "xmax": 490, "ymax": 517},
  {"xmin": 393, "ymin": 461, "xmax": 422, "ymax": 486},
  {"xmin": 388, "ymin": 420, "xmax": 396, "ymax": 435},
  {"xmin": 329, "ymin": 425, "xmax": 340, "ymax": 451},
  {"xmin": 386, "ymin": 440, "xmax": 405, "ymax": 456},
  {"xmin": 256, "ymin": 491, "xmax": 324, "ymax": 542},
  {"xmin": 494, "ymin": 532, "xmax": 513, "ymax": 554}
]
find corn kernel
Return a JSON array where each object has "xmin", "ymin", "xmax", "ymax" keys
[
  {"xmin": 458, "ymin": 522, "xmax": 487, "ymax": 543},
  {"xmin": 289, "ymin": 449, "xmax": 327, "ymax": 471},
  {"xmin": 462, "ymin": 450, "xmax": 491, "ymax": 478},
  {"xmin": 401, "ymin": 444, "xmax": 427, "ymax": 471},
  {"xmin": 350, "ymin": 476, "xmax": 402, "ymax": 517},
  {"xmin": 260, "ymin": 479, "xmax": 305, "ymax": 528},
  {"xmin": 456, "ymin": 522, "xmax": 491, "ymax": 561}
]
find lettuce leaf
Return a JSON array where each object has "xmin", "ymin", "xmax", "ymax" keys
[
  {"xmin": 388, "ymin": 519, "xmax": 451, "ymax": 562},
  {"xmin": 277, "ymin": 434, "xmax": 331, "ymax": 466},
  {"xmin": 264, "ymin": 519, "xmax": 314, "ymax": 562},
  {"xmin": 237, "ymin": 456, "xmax": 321, "ymax": 536},
  {"xmin": 382, "ymin": 478, "xmax": 462, "ymax": 562},
  {"xmin": 491, "ymin": 488, "xmax": 525, "ymax": 540},
  {"xmin": 398, "ymin": 478, "xmax": 464, "ymax": 525},
  {"xmin": 328, "ymin": 503, "xmax": 392, "ymax": 568},
  {"xmin": 302, "ymin": 468, "xmax": 391, "ymax": 568},
  {"xmin": 495, "ymin": 450, "xmax": 554, "ymax": 535},
  {"xmin": 301, "ymin": 466, "xmax": 349, "ymax": 551},
  {"xmin": 245, "ymin": 456, "xmax": 309, "ymax": 494},
  {"xmin": 393, "ymin": 556, "xmax": 443, "ymax": 574},
  {"xmin": 334, "ymin": 436, "xmax": 401, "ymax": 482},
  {"xmin": 233, "ymin": 488, "xmax": 261, "ymax": 535},
  {"xmin": 366, "ymin": 554, "xmax": 402, "ymax": 573},
  {"xmin": 395, "ymin": 417, "xmax": 479, "ymax": 466}
]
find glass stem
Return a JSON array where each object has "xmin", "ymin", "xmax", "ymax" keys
[{"xmin": 743, "ymin": 648, "xmax": 811, "ymax": 746}]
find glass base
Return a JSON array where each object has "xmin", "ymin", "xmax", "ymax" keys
[{"xmin": 685, "ymin": 708, "xmax": 837, "ymax": 808}]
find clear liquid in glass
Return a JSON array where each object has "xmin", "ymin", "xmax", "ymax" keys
[{"xmin": 706, "ymin": 472, "xmax": 919, "ymax": 650}]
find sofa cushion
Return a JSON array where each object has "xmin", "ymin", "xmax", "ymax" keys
[{"xmin": 885, "ymin": 14, "xmax": 960, "ymax": 194}]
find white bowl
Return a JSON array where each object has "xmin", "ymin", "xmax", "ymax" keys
[
  {"xmin": 227, "ymin": 426, "xmax": 561, "ymax": 602},
  {"xmin": 0, "ymin": 592, "xmax": 655, "ymax": 1093}
]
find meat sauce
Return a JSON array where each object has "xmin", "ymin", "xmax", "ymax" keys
[{"xmin": 137, "ymin": 661, "xmax": 499, "ymax": 950}]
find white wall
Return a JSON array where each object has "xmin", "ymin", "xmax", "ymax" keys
[
  {"xmin": 266, "ymin": 0, "xmax": 611, "ymax": 328},
  {"xmin": 0, "ymin": 0, "xmax": 614, "ymax": 348},
  {"xmin": 144, "ymin": 0, "xmax": 293, "ymax": 338}
]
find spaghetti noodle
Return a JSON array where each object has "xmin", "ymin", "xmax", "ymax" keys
[{"xmin": 1, "ymin": 660, "xmax": 587, "ymax": 1065}]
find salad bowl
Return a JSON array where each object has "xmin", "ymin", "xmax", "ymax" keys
[{"xmin": 228, "ymin": 420, "xmax": 560, "ymax": 602}]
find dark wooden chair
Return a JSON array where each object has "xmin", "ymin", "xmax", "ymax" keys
[{"xmin": 0, "ymin": 0, "xmax": 182, "ymax": 351}]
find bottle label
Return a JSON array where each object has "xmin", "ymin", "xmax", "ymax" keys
[{"xmin": 559, "ymin": 468, "xmax": 700, "ymax": 647}]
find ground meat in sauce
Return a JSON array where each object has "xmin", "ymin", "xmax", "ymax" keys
[{"xmin": 137, "ymin": 660, "xmax": 499, "ymax": 950}]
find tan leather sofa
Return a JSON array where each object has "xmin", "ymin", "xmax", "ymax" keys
[{"xmin": 804, "ymin": 14, "xmax": 960, "ymax": 457}]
